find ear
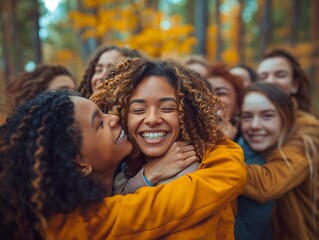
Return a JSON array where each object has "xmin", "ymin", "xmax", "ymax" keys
[
  {"xmin": 291, "ymin": 80, "xmax": 299, "ymax": 94},
  {"xmin": 75, "ymin": 155, "xmax": 92, "ymax": 176}
]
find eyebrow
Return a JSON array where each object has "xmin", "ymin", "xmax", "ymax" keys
[
  {"xmin": 241, "ymin": 109, "xmax": 277, "ymax": 114},
  {"xmin": 129, "ymin": 97, "xmax": 178, "ymax": 105},
  {"xmin": 261, "ymin": 109, "xmax": 277, "ymax": 113},
  {"xmin": 159, "ymin": 97, "xmax": 178, "ymax": 103},
  {"xmin": 91, "ymin": 110, "xmax": 99, "ymax": 128}
]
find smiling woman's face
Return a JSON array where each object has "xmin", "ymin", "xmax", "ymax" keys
[
  {"xmin": 91, "ymin": 50, "xmax": 124, "ymax": 93},
  {"xmin": 207, "ymin": 76, "xmax": 237, "ymax": 120},
  {"xmin": 240, "ymin": 92, "xmax": 282, "ymax": 152},
  {"xmin": 72, "ymin": 96, "xmax": 133, "ymax": 174},
  {"xmin": 257, "ymin": 56, "xmax": 298, "ymax": 95},
  {"xmin": 127, "ymin": 76, "xmax": 180, "ymax": 158}
]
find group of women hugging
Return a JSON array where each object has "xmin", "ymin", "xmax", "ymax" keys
[{"xmin": 0, "ymin": 45, "xmax": 318, "ymax": 240}]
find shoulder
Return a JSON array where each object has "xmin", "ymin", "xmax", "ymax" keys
[
  {"xmin": 296, "ymin": 110, "xmax": 319, "ymax": 126},
  {"xmin": 206, "ymin": 139, "xmax": 243, "ymax": 155},
  {"xmin": 203, "ymin": 140, "xmax": 244, "ymax": 166}
]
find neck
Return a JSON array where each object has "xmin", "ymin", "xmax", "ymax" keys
[{"xmin": 91, "ymin": 172, "xmax": 114, "ymax": 196}]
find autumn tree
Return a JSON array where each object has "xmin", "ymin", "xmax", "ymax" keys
[{"xmin": 68, "ymin": 0, "xmax": 196, "ymax": 58}]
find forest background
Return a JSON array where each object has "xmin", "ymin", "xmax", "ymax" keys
[{"xmin": 1, "ymin": 0, "xmax": 319, "ymax": 117}]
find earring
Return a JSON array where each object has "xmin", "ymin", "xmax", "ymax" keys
[{"xmin": 80, "ymin": 166, "xmax": 92, "ymax": 176}]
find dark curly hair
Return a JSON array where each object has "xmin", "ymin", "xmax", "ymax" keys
[
  {"xmin": 5, "ymin": 64, "xmax": 76, "ymax": 114},
  {"xmin": 91, "ymin": 58, "xmax": 226, "ymax": 177},
  {"xmin": 78, "ymin": 45, "xmax": 145, "ymax": 99},
  {"xmin": 261, "ymin": 48, "xmax": 311, "ymax": 112},
  {"xmin": 0, "ymin": 91, "xmax": 106, "ymax": 240}
]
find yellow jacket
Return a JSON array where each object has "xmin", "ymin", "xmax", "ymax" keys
[
  {"xmin": 243, "ymin": 110, "xmax": 319, "ymax": 240},
  {"xmin": 47, "ymin": 140, "xmax": 246, "ymax": 240}
]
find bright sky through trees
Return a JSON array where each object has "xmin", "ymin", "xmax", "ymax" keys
[{"xmin": 43, "ymin": 0, "xmax": 60, "ymax": 12}]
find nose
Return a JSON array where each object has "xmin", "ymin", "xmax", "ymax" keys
[
  {"xmin": 251, "ymin": 116, "xmax": 261, "ymax": 129},
  {"xmin": 265, "ymin": 75, "xmax": 275, "ymax": 84},
  {"xmin": 98, "ymin": 67, "xmax": 109, "ymax": 78},
  {"xmin": 105, "ymin": 114, "xmax": 120, "ymax": 128},
  {"xmin": 144, "ymin": 108, "xmax": 161, "ymax": 125}
]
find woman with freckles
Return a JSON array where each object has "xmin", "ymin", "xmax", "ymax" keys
[{"xmin": 91, "ymin": 58, "xmax": 247, "ymax": 239}]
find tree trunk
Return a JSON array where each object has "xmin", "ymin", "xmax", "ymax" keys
[
  {"xmin": 1, "ymin": 0, "xmax": 23, "ymax": 82},
  {"xmin": 145, "ymin": 0, "xmax": 159, "ymax": 10},
  {"xmin": 75, "ymin": 0, "xmax": 97, "ymax": 62},
  {"xmin": 237, "ymin": 0, "xmax": 244, "ymax": 63},
  {"xmin": 260, "ymin": 0, "xmax": 272, "ymax": 59},
  {"xmin": 215, "ymin": 0, "xmax": 222, "ymax": 61},
  {"xmin": 186, "ymin": 0, "xmax": 195, "ymax": 25},
  {"xmin": 310, "ymin": 0, "xmax": 319, "ymax": 115},
  {"xmin": 31, "ymin": 0, "xmax": 42, "ymax": 64},
  {"xmin": 290, "ymin": 0, "xmax": 299, "ymax": 46},
  {"xmin": 194, "ymin": 0, "xmax": 208, "ymax": 56}
]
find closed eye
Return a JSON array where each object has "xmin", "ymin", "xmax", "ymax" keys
[
  {"xmin": 131, "ymin": 109, "xmax": 145, "ymax": 114},
  {"xmin": 97, "ymin": 120, "xmax": 104, "ymax": 130},
  {"xmin": 262, "ymin": 114, "xmax": 275, "ymax": 119},
  {"xmin": 94, "ymin": 68, "xmax": 103, "ymax": 74},
  {"xmin": 161, "ymin": 107, "xmax": 177, "ymax": 112},
  {"xmin": 241, "ymin": 114, "xmax": 253, "ymax": 121}
]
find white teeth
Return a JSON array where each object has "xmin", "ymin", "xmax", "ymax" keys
[
  {"xmin": 142, "ymin": 132, "xmax": 166, "ymax": 139},
  {"xmin": 116, "ymin": 130, "xmax": 125, "ymax": 144}
]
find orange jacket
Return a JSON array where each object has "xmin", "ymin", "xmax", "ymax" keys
[
  {"xmin": 47, "ymin": 140, "xmax": 246, "ymax": 240},
  {"xmin": 243, "ymin": 110, "xmax": 319, "ymax": 240}
]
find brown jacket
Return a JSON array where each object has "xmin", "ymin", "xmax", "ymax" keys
[{"xmin": 243, "ymin": 109, "xmax": 319, "ymax": 240}]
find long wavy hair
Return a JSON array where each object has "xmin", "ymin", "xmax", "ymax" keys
[
  {"xmin": 261, "ymin": 48, "xmax": 311, "ymax": 112},
  {"xmin": 5, "ymin": 64, "xmax": 76, "ymax": 115},
  {"xmin": 244, "ymin": 83, "xmax": 318, "ymax": 227},
  {"xmin": 78, "ymin": 45, "xmax": 145, "ymax": 98},
  {"xmin": 0, "ymin": 91, "xmax": 106, "ymax": 240},
  {"xmin": 91, "ymin": 58, "xmax": 226, "ymax": 176}
]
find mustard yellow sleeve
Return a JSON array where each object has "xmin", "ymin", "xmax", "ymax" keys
[
  {"xmin": 243, "ymin": 111, "xmax": 319, "ymax": 202},
  {"xmin": 48, "ymin": 140, "xmax": 246, "ymax": 240}
]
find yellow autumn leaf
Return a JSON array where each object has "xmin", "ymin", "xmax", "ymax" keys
[{"xmin": 222, "ymin": 48, "xmax": 239, "ymax": 65}]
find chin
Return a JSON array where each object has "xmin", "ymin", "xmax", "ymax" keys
[
  {"xmin": 250, "ymin": 144, "xmax": 267, "ymax": 153},
  {"xmin": 140, "ymin": 148, "xmax": 167, "ymax": 158},
  {"xmin": 142, "ymin": 151, "xmax": 164, "ymax": 158}
]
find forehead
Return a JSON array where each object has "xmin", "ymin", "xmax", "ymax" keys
[
  {"xmin": 48, "ymin": 75, "xmax": 76, "ymax": 90},
  {"xmin": 98, "ymin": 50, "xmax": 124, "ymax": 65},
  {"xmin": 257, "ymin": 57, "xmax": 291, "ymax": 72},
  {"xmin": 242, "ymin": 92, "xmax": 276, "ymax": 111},
  {"xmin": 207, "ymin": 76, "xmax": 235, "ymax": 90},
  {"xmin": 131, "ymin": 76, "xmax": 176, "ymax": 98},
  {"xmin": 230, "ymin": 67, "xmax": 249, "ymax": 76},
  {"xmin": 71, "ymin": 96, "xmax": 96, "ymax": 122}
]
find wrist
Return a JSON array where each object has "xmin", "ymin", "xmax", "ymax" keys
[
  {"xmin": 143, "ymin": 168, "xmax": 158, "ymax": 185},
  {"xmin": 143, "ymin": 174, "xmax": 154, "ymax": 187}
]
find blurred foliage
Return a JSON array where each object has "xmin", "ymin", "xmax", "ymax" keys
[
  {"xmin": 68, "ymin": 0, "xmax": 196, "ymax": 58},
  {"xmin": 0, "ymin": 0, "xmax": 318, "ymax": 116}
]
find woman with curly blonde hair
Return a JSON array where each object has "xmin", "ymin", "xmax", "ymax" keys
[{"xmin": 91, "ymin": 58, "xmax": 246, "ymax": 239}]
